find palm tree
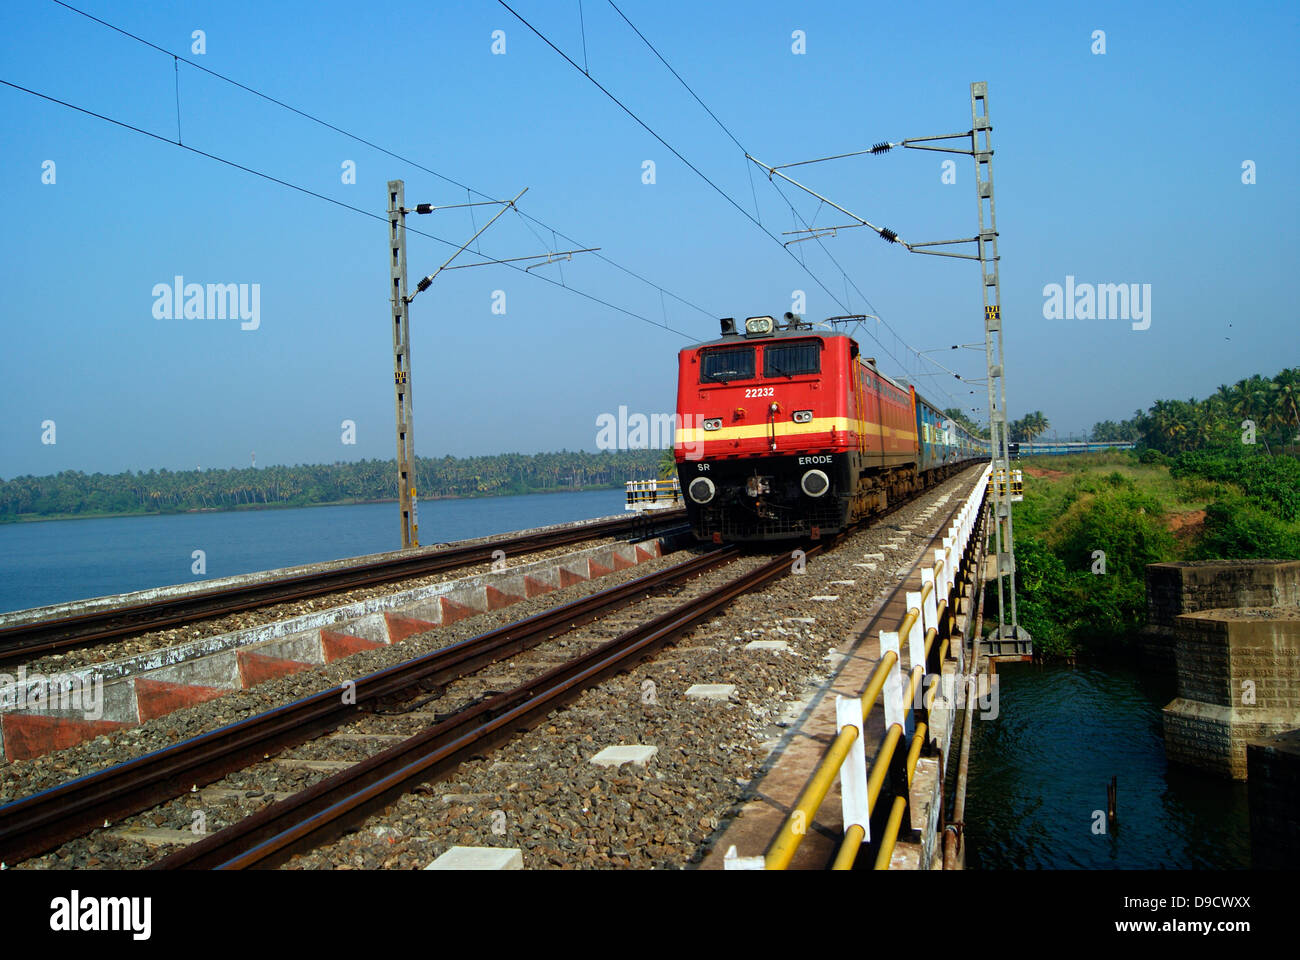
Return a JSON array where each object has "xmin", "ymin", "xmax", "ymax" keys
[{"xmin": 657, "ymin": 449, "xmax": 676, "ymax": 480}]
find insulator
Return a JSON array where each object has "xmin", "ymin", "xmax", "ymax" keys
[
  {"xmin": 870, "ymin": 141, "xmax": 892, "ymax": 154},
  {"xmin": 879, "ymin": 227, "xmax": 898, "ymax": 243}
]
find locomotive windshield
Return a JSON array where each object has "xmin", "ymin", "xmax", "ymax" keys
[
  {"xmin": 763, "ymin": 339, "xmax": 821, "ymax": 378},
  {"xmin": 700, "ymin": 346, "xmax": 755, "ymax": 383}
]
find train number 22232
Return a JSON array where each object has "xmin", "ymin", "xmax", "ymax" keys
[{"xmin": 743, "ymin": 387, "xmax": 775, "ymax": 398}]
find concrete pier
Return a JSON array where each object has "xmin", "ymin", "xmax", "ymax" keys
[
  {"xmin": 1143, "ymin": 559, "xmax": 1300, "ymax": 673},
  {"xmin": 1162, "ymin": 606, "xmax": 1300, "ymax": 779}
]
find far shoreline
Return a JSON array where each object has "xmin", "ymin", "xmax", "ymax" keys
[{"xmin": 0, "ymin": 484, "xmax": 624, "ymax": 526}]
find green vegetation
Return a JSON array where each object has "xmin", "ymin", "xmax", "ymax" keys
[
  {"xmin": 0, "ymin": 450, "xmax": 663, "ymax": 522},
  {"xmin": 1009, "ymin": 446, "xmax": 1300, "ymax": 658},
  {"xmin": 657, "ymin": 448, "xmax": 676, "ymax": 480},
  {"xmin": 1097, "ymin": 368, "xmax": 1300, "ymax": 454},
  {"xmin": 1010, "ymin": 461, "xmax": 1180, "ymax": 655},
  {"xmin": 1005, "ymin": 366, "xmax": 1300, "ymax": 657},
  {"xmin": 1089, "ymin": 417, "xmax": 1142, "ymax": 442}
]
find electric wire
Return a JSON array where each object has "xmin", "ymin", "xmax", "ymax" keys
[
  {"xmin": 0, "ymin": 76, "xmax": 695, "ymax": 341},
  {"xmin": 497, "ymin": 0, "xmax": 857, "ymax": 324},
  {"xmin": 595, "ymin": 0, "xmax": 969, "ymax": 408},
  {"xmin": 46, "ymin": 0, "xmax": 715, "ymax": 330}
]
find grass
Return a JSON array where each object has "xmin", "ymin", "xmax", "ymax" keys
[{"xmin": 1016, "ymin": 451, "xmax": 1214, "ymax": 536}]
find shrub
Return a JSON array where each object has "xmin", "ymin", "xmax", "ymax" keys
[
  {"xmin": 1009, "ymin": 538, "xmax": 1075, "ymax": 657},
  {"xmin": 1050, "ymin": 486, "xmax": 1176, "ymax": 582},
  {"xmin": 1194, "ymin": 497, "xmax": 1300, "ymax": 560},
  {"xmin": 1172, "ymin": 450, "xmax": 1300, "ymax": 521}
]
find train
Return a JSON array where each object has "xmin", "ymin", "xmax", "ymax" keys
[{"xmin": 673, "ymin": 313, "xmax": 989, "ymax": 542}]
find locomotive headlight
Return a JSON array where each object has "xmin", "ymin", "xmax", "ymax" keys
[
  {"xmin": 744, "ymin": 316, "xmax": 774, "ymax": 335},
  {"xmin": 702, "ymin": 418, "xmax": 722, "ymax": 431},
  {"xmin": 801, "ymin": 469, "xmax": 830, "ymax": 498},
  {"xmin": 688, "ymin": 477, "xmax": 716, "ymax": 504},
  {"xmin": 792, "ymin": 409, "xmax": 812, "ymax": 423}
]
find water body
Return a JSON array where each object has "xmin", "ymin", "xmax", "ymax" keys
[
  {"xmin": 964, "ymin": 660, "xmax": 1251, "ymax": 869},
  {"xmin": 0, "ymin": 490, "xmax": 627, "ymax": 614}
]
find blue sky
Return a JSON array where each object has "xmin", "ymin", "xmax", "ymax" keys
[{"xmin": 1, "ymin": 0, "xmax": 1296, "ymax": 477}]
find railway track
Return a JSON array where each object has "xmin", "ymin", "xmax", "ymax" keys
[
  {"xmin": 164, "ymin": 537, "xmax": 840, "ymax": 869},
  {"xmin": 0, "ymin": 511, "xmax": 683, "ymax": 665},
  {"xmin": 0, "ymin": 539, "xmax": 734, "ymax": 865}
]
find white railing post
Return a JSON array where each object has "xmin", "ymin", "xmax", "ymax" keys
[
  {"xmin": 880, "ymin": 630, "xmax": 908, "ymax": 735},
  {"xmin": 921, "ymin": 568, "xmax": 938, "ymax": 635},
  {"xmin": 905, "ymin": 591, "xmax": 925, "ymax": 703},
  {"xmin": 836, "ymin": 695, "xmax": 872, "ymax": 842}
]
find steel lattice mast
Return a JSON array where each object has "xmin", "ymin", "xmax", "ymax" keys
[{"xmin": 970, "ymin": 83, "xmax": 1026, "ymax": 653}]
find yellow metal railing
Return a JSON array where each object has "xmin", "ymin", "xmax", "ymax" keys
[
  {"xmin": 873, "ymin": 722, "xmax": 930, "ymax": 869},
  {"xmin": 765, "ymin": 648, "xmax": 898, "ymax": 870},
  {"xmin": 624, "ymin": 477, "xmax": 681, "ymax": 509},
  {"xmin": 755, "ymin": 465, "xmax": 992, "ymax": 871},
  {"xmin": 992, "ymin": 468, "xmax": 1023, "ymax": 501}
]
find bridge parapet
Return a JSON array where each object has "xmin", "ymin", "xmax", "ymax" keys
[{"xmin": 725, "ymin": 464, "xmax": 992, "ymax": 871}]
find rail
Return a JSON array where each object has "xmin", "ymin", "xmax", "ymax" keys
[
  {"xmin": 154, "ymin": 532, "xmax": 857, "ymax": 869},
  {"xmin": 753, "ymin": 464, "xmax": 992, "ymax": 870}
]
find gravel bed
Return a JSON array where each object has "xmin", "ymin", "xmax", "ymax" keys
[
  {"xmin": 15, "ymin": 528, "xmax": 667, "ymax": 678},
  {"xmin": 279, "ymin": 467, "xmax": 981, "ymax": 870}
]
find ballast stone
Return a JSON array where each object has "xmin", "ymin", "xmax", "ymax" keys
[
  {"xmin": 590, "ymin": 745, "xmax": 658, "ymax": 768},
  {"xmin": 425, "ymin": 846, "xmax": 523, "ymax": 870}
]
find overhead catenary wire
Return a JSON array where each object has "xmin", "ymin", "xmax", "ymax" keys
[
  {"xmin": 43, "ymin": 0, "xmax": 973, "ymax": 398},
  {"xmin": 45, "ymin": 0, "xmax": 715, "ymax": 331},
  {"xmin": 0, "ymin": 76, "xmax": 695, "ymax": 341},
  {"xmin": 596, "ymin": 1, "xmax": 968, "ymax": 407},
  {"xmin": 497, "ymin": 0, "xmax": 860, "ymax": 328}
]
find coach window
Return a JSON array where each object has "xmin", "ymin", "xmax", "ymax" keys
[
  {"xmin": 763, "ymin": 339, "xmax": 821, "ymax": 378},
  {"xmin": 700, "ymin": 346, "xmax": 755, "ymax": 383}
]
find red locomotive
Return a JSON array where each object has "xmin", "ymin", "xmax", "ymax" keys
[{"xmin": 673, "ymin": 314, "xmax": 987, "ymax": 542}]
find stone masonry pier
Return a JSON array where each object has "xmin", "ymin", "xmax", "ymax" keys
[{"xmin": 1162, "ymin": 606, "xmax": 1300, "ymax": 779}]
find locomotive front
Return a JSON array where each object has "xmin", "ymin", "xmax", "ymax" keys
[{"xmin": 674, "ymin": 315, "xmax": 855, "ymax": 541}]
